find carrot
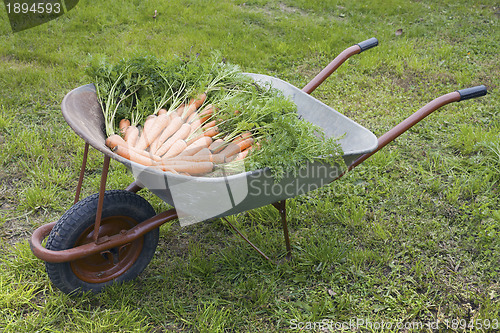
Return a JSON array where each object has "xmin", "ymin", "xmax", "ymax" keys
[
  {"xmin": 124, "ymin": 126, "xmax": 139, "ymax": 147},
  {"xmin": 105, "ymin": 134, "xmax": 127, "ymax": 150},
  {"xmin": 175, "ymin": 104, "xmax": 185, "ymax": 117},
  {"xmin": 233, "ymin": 148, "xmax": 250, "ymax": 161},
  {"xmin": 135, "ymin": 115, "xmax": 158, "ymax": 150},
  {"xmin": 209, "ymin": 139, "xmax": 225, "ymax": 154},
  {"xmin": 156, "ymin": 123, "xmax": 191, "ymax": 157},
  {"xmin": 135, "ymin": 114, "xmax": 170, "ymax": 151},
  {"xmin": 236, "ymin": 137, "xmax": 254, "ymax": 152},
  {"xmin": 123, "ymin": 144, "xmax": 163, "ymax": 162},
  {"xmin": 188, "ymin": 118, "xmax": 203, "ymax": 137},
  {"xmin": 112, "ymin": 145, "xmax": 157, "ymax": 166},
  {"xmin": 149, "ymin": 113, "xmax": 175, "ymax": 152},
  {"xmin": 219, "ymin": 142, "xmax": 240, "ymax": 159},
  {"xmin": 177, "ymin": 136, "xmax": 212, "ymax": 157},
  {"xmin": 212, "ymin": 152, "xmax": 236, "ymax": 164},
  {"xmin": 151, "ymin": 115, "xmax": 183, "ymax": 154},
  {"xmin": 188, "ymin": 104, "xmax": 213, "ymax": 123},
  {"xmin": 119, "ymin": 119, "xmax": 130, "ymax": 134},
  {"xmin": 185, "ymin": 125, "xmax": 219, "ymax": 146},
  {"xmin": 182, "ymin": 92, "xmax": 208, "ymax": 120},
  {"xmin": 158, "ymin": 161, "xmax": 214, "ymax": 176},
  {"xmin": 158, "ymin": 108, "xmax": 167, "ymax": 115},
  {"xmin": 194, "ymin": 147, "xmax": 211, "ymax": 157},
  {"xmin": 203, "ymin": 126, "xmax": 219, "ymax": 138},
  {"xmin": 163, "ymin": 167, "xmax": 179, "ymax": 174},
  {"xmin": 199, "ymin": 104, "xmax": 213, "ymax": 122},
  {"xmin": 164, "ymin": 151, "xmax": 227, "ymax": 164},
  {"xmin": 181, "ymin": 102, "xmax": 197, "ymax": 121},
  {"xmin": 106, "ymin": 135, "xmax": 162, "ymax": 161},
  {"xmin": 210, "ymin": 154, "xmax": 226, "ymax": 164},
  {"xmin": 193, "ymin": 92, "xmax": 207, "ymax": 108},
  {"xmin": 232, "ymin": 131, "xmax": 252, "ymax": 144},
  {"xmin": 161, "ymin": 158, "xmax": 210, "ymax": 166},
  {"xmin": 161, "ymin": 139, "xmax": 187, "ymax": 159},
  {"xmin": 186, "ymin": 111, "xmax": 198, "ymax": 124},
  {"xmin": 202, "ymin": 120, "xmax": 216, "ymax": 129},
  {"xmin": 167, "ymin": 154, "xmax": 213, "ymax": 163}
]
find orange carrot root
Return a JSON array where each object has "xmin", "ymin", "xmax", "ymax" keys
[
  {"xmin": 188, "ymin": 118, "xmax": 203, "ymax": 137},
  {"xmin": 203, "ymin": 126, "xmax": 219, "ymax": 138},
  {"xmin": 197, "ymin": 104, "xmax": 214, "ymax": 123},
  {"xmin": 232, "ymin": 131, "xmax": 252, "ymax": 144},
  {"xmin": 175, "ymin": 104, "xmax": 185, "ymax": 117},
  {"xmin": 177, "ymin": 136, "xmax": 212, "ymax": 157},
  {"xmin": 156, "ymin": 123, "xmax": 191, "ymax": 157},
  {"xmin": 124, "ymin": 126, "xmax": 139, "ymax": 147},
  {"xmin": 202, "ymin": 120, "xmax": 216, "ymax": 129},
  {"xmin": 152, "ymin": 116, "xmax": 184, "ymax": 155},
  {"xmin": 135, "ymin": 115, "xmax": 159, "ymax": 150},
  {"xmin": 194, "ymin": 147, "xmax": 211, "ymax": 157},
  {"xmin": 162, "ymin": 139, "xmax": 188, "ymax": 159},
  {"xmin": 105, "ymin": 134, "xmax": 127, "ymax": 150},
  {"xmin": 119, "ymin": 119, "xmax": 130, "ymax": 134},
  {"xmin": 158, "ymin": 161, "xmax": 214, "ymax": 176},
  {"xmin": 112, "ymin": 145, "xmax": 157, "ymax": 166},
  {"xmin": 209, "ymin": 139, "xmax": 225, "ymax": 154},
  {"xmin": 236, "ymin": 137, "xmax": 254, "ymax": 152},
  {"xmin": 219, "ymin": 142, "xmax": 241, "ymax": 159},
  {"xmin": 233, "ymin": 148, "xmax": 250, "ymax": 161}
]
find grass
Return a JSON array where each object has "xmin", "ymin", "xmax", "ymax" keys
[{"xmin": 0, "ymin": 0, "xmax": 499, "ymax": 331}]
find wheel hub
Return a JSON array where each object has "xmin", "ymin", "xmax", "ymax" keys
[{"xmin": 70, "ymin": 216, "xmax": 144, "ymax": 283}]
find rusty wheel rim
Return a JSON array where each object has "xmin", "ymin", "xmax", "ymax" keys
[{"xmin": 70, "ymin": 216, "xmax": 144, "ymax": 283}]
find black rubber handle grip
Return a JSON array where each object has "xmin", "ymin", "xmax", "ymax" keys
[
  {"xmin": 357, "ymin": 37, "xmax": 379, "ymax": 52},
  {"xmin": 457, "ymin": 85, "xmax": 487, "ymax": 101}
]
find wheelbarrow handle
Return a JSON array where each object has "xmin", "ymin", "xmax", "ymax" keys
[
  {"xmin": 349, "ymin": 85, "xmax": 488, "ymax": 171},
  {"xmin": 458, "ymin": 85, "xmax": 487, "ymax": 101},
  {"xmin": 302, "ymin": 37, "xmax": 378, "ymax": 94},
  {"xmin": 357, "ymin": 37, "xmax": 379, "ymax": 53}
]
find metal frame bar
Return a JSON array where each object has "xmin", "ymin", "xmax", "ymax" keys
[
  {"xmin": 30, "ymin": 209, "xmax": 178, "ymax": 263},
  {"xmin": 221, "ymin": 199, "xmax": 292, "ymax": 263},
  {"xmin": 222, "ymin": 217, "xmax": 272, "ymax": 262},
  {"xmin": 272, "ymin": 200, "xmax": 292, "ymax": 260},
  {"xmin": 74, "ymin": 142, "xmax": 89, "ymax": 204},
  {"xmin": 92, "ymin": 155, "xmax": 111, "ymax": 242},
  {"xmin": 302, "ymin": 45, "xmax": 362, "ymax": 94}
]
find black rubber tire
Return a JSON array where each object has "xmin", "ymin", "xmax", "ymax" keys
[{"xmin": 45, "ymin": 190, "xmax": 159, "ymax": 295}]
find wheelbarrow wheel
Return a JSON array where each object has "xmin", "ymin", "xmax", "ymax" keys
[{"xmin": 45, "ymin": 190, "xmax": 159, "ymax": 295}]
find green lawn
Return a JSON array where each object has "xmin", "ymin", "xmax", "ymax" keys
[{"xmin": 0, "ymin": 0, "xmax": 498, "ymax": 332}]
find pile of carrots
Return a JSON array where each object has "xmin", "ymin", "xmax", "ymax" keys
[{"xmin": 104, "ymin": 93, "xmax": 255, "ymax": 176}]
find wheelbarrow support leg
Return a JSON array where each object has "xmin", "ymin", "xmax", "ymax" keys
[
  {"xmin": 74, "ymin": 142, "xmax": 89, "ymax": 204},
  {"xmin": 272, "ymin": 200, "xmax": 292, "ymax": 260},
  {"xmin": 93, "ymin": 155, "xmax": 111, "ymax": 242}
]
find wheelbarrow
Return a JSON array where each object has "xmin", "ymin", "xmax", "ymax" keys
[{"xmin": 29, "ymin": 38, "xmax": 487, "ymax": 295}]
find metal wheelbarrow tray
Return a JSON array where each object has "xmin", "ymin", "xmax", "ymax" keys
[{"xmin": 29, "ymin": 38, "xmax": 487, "ymax": 295}]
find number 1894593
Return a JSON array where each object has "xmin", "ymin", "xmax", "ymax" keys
[{"xmin": 5, "ymin": 2, "xmax": 61, "ymax": 14}]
